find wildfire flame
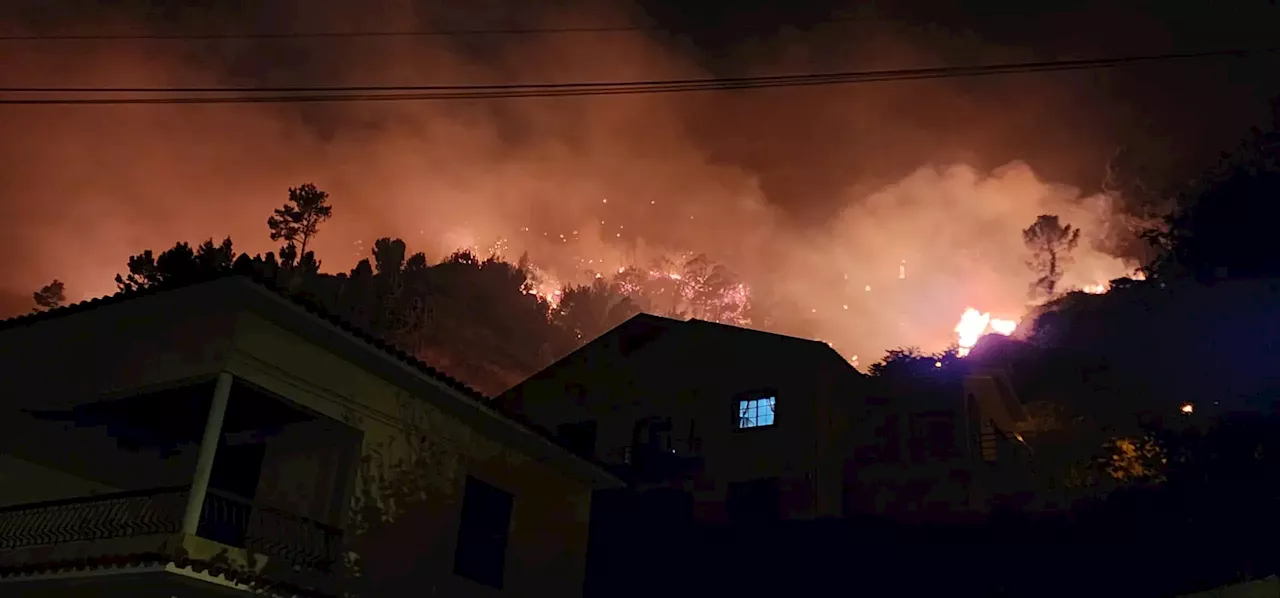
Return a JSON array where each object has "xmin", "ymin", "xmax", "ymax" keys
[
  {"xmin": 952, "ymin": 270, "xmax": 1146, "ymax": 357},
  {"xmin": 954, "ymin": 307, "xmax": 1018, "ymax": 357}
]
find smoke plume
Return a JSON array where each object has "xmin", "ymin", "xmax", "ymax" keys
[{"xmin": 0, "ymin": 0, "xmax": 1250, "ymax": 363}]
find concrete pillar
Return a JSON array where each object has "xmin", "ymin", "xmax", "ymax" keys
[{"xmin": 182, "ymin": 372, "xmax": 233, "ymax": 535}]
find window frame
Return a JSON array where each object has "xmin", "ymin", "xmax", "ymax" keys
[
  {"xmin": 734, "ymin": 392, "xmax": 778, "ymax": 431},
  {"xmin": 452, "ymin": 475, "xmax": 514, "ymax": 589}
]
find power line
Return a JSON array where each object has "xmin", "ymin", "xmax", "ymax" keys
[
  {"xmin": 0, "ymin": 46, "xmax": 1273, "ymax": 105},
  {"xmin": 0, "ymin": 17, "xmax": 865, "ymax": 41},
  {"xmin": 3, "ymin": 46, "xmax": 1271, "ymax": 94}
]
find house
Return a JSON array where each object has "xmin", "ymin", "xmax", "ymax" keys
[
  {"xmin": 0, "ymin": 274, "xmax": 621, "ymax": 597},
  {"xmin": 497, "ymin": 314, "xmax": 868, "ymax": 524},
  {"xmin": 850, "ymin": 364, "xmax": 1033, "ymax": 520},
  {"xmin": 497, "ymin": 314, "xmax": 1032, "ymax": 526}
]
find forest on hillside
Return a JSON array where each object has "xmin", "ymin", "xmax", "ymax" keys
[{"xmin": 22, "ymin": 99, "xmax": 1280, "ymax": 513}]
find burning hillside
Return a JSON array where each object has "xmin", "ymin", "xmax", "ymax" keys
[
  {"xmin": 0, "ymin": 5, "xmax": 1174, "ymax": 369},
  {"xmin": 422, "ymin": 161, "xmax": 1151, "ymax": 369}
]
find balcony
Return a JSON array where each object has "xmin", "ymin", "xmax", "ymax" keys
[
  {"xmin": 0, "ymin": 373, "xmax": 362, "ymax": 593},
  {"xmin": 0, "ymin": 486, "xmax": 341, "ymax": 570}
]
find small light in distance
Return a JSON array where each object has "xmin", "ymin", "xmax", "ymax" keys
[
  {"xmin": 1180, "ymin": 402, "xmax": 1194, "ymax": 415},
  {"xmin": 934, "ymin": 361, "xmax": 942, "ymax": 368}
]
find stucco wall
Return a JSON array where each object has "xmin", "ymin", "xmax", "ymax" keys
[{"xmin": 227, "ymin": 312, "xmax": 595, "ymax": 597}]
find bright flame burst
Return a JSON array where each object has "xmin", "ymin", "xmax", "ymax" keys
[
  {"xmin": 951, "ymin": 269, "xmax": 1146, "ymax": 357},
  {"xmin": 954, "ymin": 307, "xmax": 1018, "ymax": 358}
]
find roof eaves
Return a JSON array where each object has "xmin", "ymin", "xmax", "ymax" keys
[{"xmin": 0, "ymin": 271, "xmax": 621, "ymax": 487}]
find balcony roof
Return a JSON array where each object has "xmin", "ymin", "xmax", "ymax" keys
[{"xmin": 0, "ymin": 272, "xmax": 623, "ymax": 489}]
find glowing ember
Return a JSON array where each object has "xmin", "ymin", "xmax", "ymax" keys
[{"xmin": 954, "ymin": 307, "xmax": 1017, "ymax": 357}]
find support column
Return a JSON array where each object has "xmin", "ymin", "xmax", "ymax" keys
[{"xmin": 182, "ymin": 372, "xmax": 233, "ymax": 535}]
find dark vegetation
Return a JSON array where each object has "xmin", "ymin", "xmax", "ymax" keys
[{"xmin": 69, "ymin": 182, "xmax": 751, "ymax": 395}]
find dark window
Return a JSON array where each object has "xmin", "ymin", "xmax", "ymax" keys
[
  {"xmin": 632, "ymin": 416, "xmax": 673, "ymax": 450},
  {"xmin": 566, "ymin": 383, "xmax": 588, "ymax": 405},
  {"xmin": 910, "ymin": 411, "xmax": 960, "ymax": 461},
  {"xmin": 556, "ymin": 420, "xmax": 598, "ymax": 456},
  {"xmin": 454, "ymin": 476, "xmax": 514, "ymax": 588},
  {"xmin": 686, "ymin": 419, "xmax": 702, "ymax": 453},
  {"xmin": 726, "ymin": 478, "xmax": 781, "ymax": 524},
  {"xmin": 737, "ymin": 396, "xmax": 776, "ymax": 429},
  {"xmin": 855, "ymin": 413, "xmax": 902, "ymax": 464}
]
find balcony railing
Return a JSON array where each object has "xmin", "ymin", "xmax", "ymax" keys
[
  {"xmin": 0, "ymin": 486, "xmax": 342, "ymax": 571},
  {"xmin": 201, "ymin": 489, "xmax": 342, "ymax": 570},
  {"xmin": 0, "ymin": 486, "xmax": 188, "ymax": 549}
]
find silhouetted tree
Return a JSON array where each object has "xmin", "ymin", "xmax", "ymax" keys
[
  {"xmin": 267, "ymin": 183, "xmax": 333, "ymax": 262},
  {"xmin": 556, "ymin": 278, "xmax": 641, "ymax": 345},
  {"xmin": 679, "ymin": 254, "xmax": 750, "ymax": 325},
  {"xmin": 1023, "ymin": 214, "xmax": 1081, "ymax": 299},
  {"xmin": 31, "ymin": 279, "xmax": 65, "ymax": 312},
  {"xmin": 868, "ymin": 346, "xmax": 960, "ymax": 379},
  {"xmin": 1147, "ymin": 100, "xmax": 1280, "ymax": 281},
  {"xmin": 414, "ymin": 251, "xmax": 559, "ymax": 393},
  {"xmin": 115, "ymin": 237, "xmax": 237, "ymax": 291}
]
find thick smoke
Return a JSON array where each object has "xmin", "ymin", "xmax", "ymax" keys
[
  {"xmin": 0, "ymin": 1, "xmax": 1187, "ymax": 362},
  {"xmin": 782, "ymin": 163, "xmax": 1142, "ymax": 362}
]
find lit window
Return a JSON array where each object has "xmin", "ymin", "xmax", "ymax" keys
[{"xmin": 737, "ymin": 396, "xmax": 776, "ymax": 429}]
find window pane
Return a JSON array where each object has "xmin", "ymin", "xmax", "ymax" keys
[{"xmin": 736, "ymin": 397, "xmax": 776, "ymax": 428}]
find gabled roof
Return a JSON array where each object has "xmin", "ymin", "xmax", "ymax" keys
[
  {"xmin": 0, "ymin": 272, "xmax": 622, "ymax": 488},
  {"xmin": 682, "ymin": 318, "xmax": 859, "ymax": 369},
  {"xmin": 498, "ymin": 312, "xmax": 863, "ymax": 403}
]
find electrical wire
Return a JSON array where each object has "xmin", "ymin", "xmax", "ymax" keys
[
  {"xmin": 0, "ymin": 17, "xmax": 865, "ymax": 41},
  {"xmin": 0, "ymin": 46, "xmax": 1273, "ymax": 105}
]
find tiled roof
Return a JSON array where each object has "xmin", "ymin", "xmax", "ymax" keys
[
  {"xmin": 0, "ymin": 552, "xmax": 337, "ymax": 597},
  {"xmin": 0, "ymin": 270, "xmax": 489, "ymax": 403}
]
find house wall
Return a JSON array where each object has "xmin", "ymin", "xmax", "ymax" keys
[
  {"xmin": 227, "ymin": 312, "xmax": 595, "ymax": 598},
  {"xmin": 0, "ymin": 285, "xmax": 599, "ymax": 597},
  {"xmin": 507, "ymin": 335, "xmax": 861, "ymax": 522}
]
